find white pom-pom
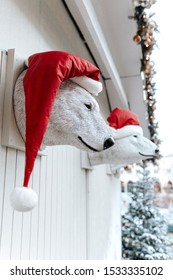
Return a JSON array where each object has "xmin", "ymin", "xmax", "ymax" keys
[{"xmin": 10, "ymin": 187, "xmax": 38, "ymax": 212}]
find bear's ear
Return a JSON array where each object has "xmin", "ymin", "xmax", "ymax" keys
[{"xmin": 25, "ymin": 59, "xmax": 29, "ymax": 67}]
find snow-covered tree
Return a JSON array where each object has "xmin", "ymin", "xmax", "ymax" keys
[{"xmin": 122, "ymin": 164, "xmax": 173, "ymax": 260}]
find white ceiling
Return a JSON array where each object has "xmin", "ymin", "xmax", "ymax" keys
[
  {"xmin": 91, "ymin": 0, "xmax": 141, "ymax": 77},
  {"xmin": 65, "ymin": 0, "xmax": 150, "ymax": 137}
]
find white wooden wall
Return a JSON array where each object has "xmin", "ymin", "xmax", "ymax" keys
[
  {"xmin": 0, "ymin": 0, "xmax": 121, "ymax": 260},
  {"xmin": 87, "ymin": 166, "xmax": 122, "ymax": 260}
]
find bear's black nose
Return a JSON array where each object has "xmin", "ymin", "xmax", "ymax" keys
[{"xmin": 103, "ymin": 137, "xmax": 115, "ymax": 150}]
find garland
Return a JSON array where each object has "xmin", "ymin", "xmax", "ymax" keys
[{"xmin": 131, "ymin": 0, "xmax": 161, "ymax": 147}]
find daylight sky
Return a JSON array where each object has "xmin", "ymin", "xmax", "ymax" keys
[{"xmin": 151, "ymin": 1, "xmax": 173, "ymax": 156}]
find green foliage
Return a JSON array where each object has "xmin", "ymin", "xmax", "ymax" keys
[{"xmin": 122, "ymin": 165, "xmax": 173, "ymax": 260}]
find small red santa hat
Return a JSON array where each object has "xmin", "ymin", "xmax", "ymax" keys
[
  {"xmin": 107, "ymin": 107, "xmax": 143, "ymax": 138},
  {"xmin": 10, "ymin": 51, "xmax": 102, "ymax": 212}
]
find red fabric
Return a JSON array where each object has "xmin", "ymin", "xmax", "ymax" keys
[
  {"xmin": 23, "ymin": 51, "xmax": 100, "ymax": 187},
  {"xmin": 107, "ymin": 107, "xmax": 140, "ymax": 129}
]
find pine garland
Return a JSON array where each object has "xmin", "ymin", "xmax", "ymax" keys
[{"xmin": 130, "ymin": 0, "xmax": 161, "ymax": 147}]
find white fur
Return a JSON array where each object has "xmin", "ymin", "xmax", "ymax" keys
[
  {"xmin": 10, "ymin": 187, "xmax": 38, "ymax": 212},
  {"xmin": 88, "ymin": 133, "xmax": 159, "ymax": 166},
  {"xmin": 13, "ymin": 70, "xmax": 113, "ymax": 153}
]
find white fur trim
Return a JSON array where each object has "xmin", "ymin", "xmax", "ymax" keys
[
  {"xmin": 10, "ymin": 187, "xmax": 38, "ymax": 212},
  {"xmin": 70, "ymin": 76, "xmax": 102, "ymax": 96},
  {"xmin": 114, "ymin": 125, "xmax": 143, "ymax": 139}
]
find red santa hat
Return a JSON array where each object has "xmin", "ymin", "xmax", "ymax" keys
[
  {"xmin": 10, "ymin": 51, "xmax": 102, "ymax": 212},
  {"xmin": 107, "ymin": 107, "xmax": 143, "ymax": 138}
]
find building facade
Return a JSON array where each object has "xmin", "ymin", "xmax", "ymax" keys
[{"xmin": 0, "ymin": 0, "xmax": 122, "ymax": 260}]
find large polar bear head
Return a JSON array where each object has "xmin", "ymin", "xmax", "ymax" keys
[{"xmin": 11, "ymin": 51, "xmax": 115, "ymax": 212}]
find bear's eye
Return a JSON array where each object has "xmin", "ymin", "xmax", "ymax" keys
[
  {"xmin": 133, "ymin": 135, "xmax": 138, "ymax": 138},
  {"xmin": 84, "ymin": 103, "xmax": 92, "ymax": 110}
]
